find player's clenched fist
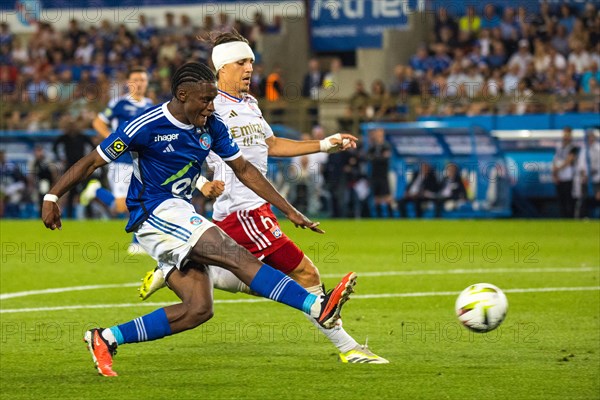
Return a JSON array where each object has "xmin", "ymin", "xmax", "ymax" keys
[
  {"xmin": 199, "ymin": 180, "xmax": 225, "ymax": 199},
  {"xmin": 42, "ymin": 201, "xmax": 62, "ymax": 230}
]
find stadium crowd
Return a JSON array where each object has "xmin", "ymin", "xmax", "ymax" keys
[
  {"xmin": 1, "ymin": 3, "xmax": 599, "ymax": 220},
  {"xmin": 332, "ymin": 2, "xmax": 600, "ymax": 120},
  {"xmin": 2, "ymin": 3, "xmax": 599, "ymax": 131},
  {"xmin": 0, "ymin": 11, "xmax": 281, "ymax": 130}
]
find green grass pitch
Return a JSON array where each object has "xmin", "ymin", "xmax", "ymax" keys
[{"xmin": 1, "ymin": 219, "xmax": 599, "ymax": 399}]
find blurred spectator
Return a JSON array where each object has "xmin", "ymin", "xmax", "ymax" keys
[
  {"xmin": 161, "ymin": 12, "xmax": 178, "ymax": 36},
  {"xmin": 1, "ymin": 150, "xmax": 28, "ymax": 218},
  {"xmin": 322, "ymin": 57, "xmax": 342, "ymax": 90},
  {"xmin": 551, "ymin": 24, "xmax": 570, "ymax": 56},
  {"xmin": 580, "ymin": 62, "xmax": 600, "ymax": 93},
  {"xmin": 266, "ymin": 15, "xmax": 283, "ymax": 35},
  {"xmin": 552, "ymin": 71, "xmax": 577, "ymax": 112},
  {"xmin": 532, "ymin": 2, "xmax": 555, "ymax": 40},
  {"xmin": 66, "ymin": 19, "xmax": 85, "ymax": 45},
  {"xmin": 499, "ymin": 7, "xmax": 519, "ymax": 43},
  {"xmin": 552, "ymin": 126, "xmax": 577, "ymax": 218},
  {"xmin": 464, "ymin": 65, "xmax": 484, "ymax": 99},
  {"xmin": 569, "ymin": 18, "xmax": 589, "ymax": 48},
  {"xmin": 558, "ymin": 4, "xmax": 576, "ymax": 34},
  {"xmin": 459, "ymin": 6, "xmax": 481, "ymax": 38},
  {"xmin": 290, "ymin": 132, "xmax": 324, "ymax": 216},
  {"xmin": 511, "ymin": 79, "xmax": 534, "ymax": 115},
  {"xmin": 265, "ymin": 65, "xmax": 284, "ymax": 124},
  {"xmin": 568, "ymin": 40, "xmax": 591, "ymax": 75},
  {"xmin": 28, "ymin": 145, "xmax": 57, "ymax": 215},
  {"xmin": 157, "ymin": 35, "xmax": 178, "ymax": 62},
  {"xmin": 434, "ymin": 7, "xmax": 457, "ymax": 43},
  {"xmin": 302, "ymin": 58, "xmax": 324, "ymax": 99},
  {"xmin": 216, "ymin": 13, "xmax": 232, "ymax": 33},
  {"xmin": 533, "ymin": 39, "xmax": 550, "ymax": 73},
  {"xmin": 307, "ymin": 126, "xmax": 329, "ymax": 214},
  {"xmin": 250, "ymin": 63, "xmax": 265, "ymax": 97},
  {"xmin": 248, "ymin": 12, "xmax": 265, "ymax": 47},
  {"xmin": 0, "ymin": 22, "xmax": 12, "ymax": 48},
  {"xmin": 436, "ymin": 162, "xmax": 467, "ymax": 217},
  {"xmin": 136, "ymin": 14, "xmax": 157, "ymax": 45},
  {"xmin": 398, "ymin": 162, "xmax": 439, "ymax": 218},
  {"xmin": 370, "ymin": 79, "xmax": 395, "ymax": 120},
  {"xmin": 53, "ymin": 115, "xmax": 95, "ymax": 218},
  {"xmin": 481, "ymin": 4, "xmax": 501, "ymax": 30},
  {"xmin": 344, "ymin": 149, "xmax": 369, "ymax": 218},
  {"xmin": 503, "ymin": 63, "xmax": 521, "ymax": 94},
  {"xmin": 346, "ymin": 80, "xmax": 370, "ymax": 121},
  {"xmin": 324, "ymin": 151, "xmax": 350, "ymax": 218},
  {"xmin": 483, "ymin": 161, "xmax": 512, "ymax": 211},
  {"xmin": 574, "ymin": 131, "xmax": 600, "ymax": 218},
  {"xmin": 10, "ymin": 37, "xmax": 27, "ymax": 64},
  {"xmin": 508, "ymin": 39, "xmax": 533, "ymax": 78},
  {"xmin": 367, "ymin": 128, "xmax": 394, "ymax": 218},
  {"xmin": 547, "ymin": 45, "xmax": 567, "ymax": 70},
  {"xmin": 486, "ymin": 40, "xmax": 507, "ymax": 70},
  {"xmin": 389, "ymin": 64, "xmax": 419, "ymax": 99},
  {"xmin": 438, "ymin": 25, "xmax": 458, "ymax": 49},
  {"xmin": 431, "ymin": 44, "xmax": 452, "ymax": 74},
  {"xmin": 180, "ymin": 15, "xmax": 196, "ymax": 37},
  {"xmin": 409, "ymin": 45, "xmax": 430, "ymax": 77},
  {"xmin": 265, "ymin": 65, "xmax": 283, "ymax": 102},
  {"xmin": 446, "ymin": 63, "xmax": 467, "ymax": 98}
]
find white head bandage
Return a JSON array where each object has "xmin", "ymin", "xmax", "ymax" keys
[{"xmin": 211, "ymin": 41, "xmax": 255, "ymax": 73}]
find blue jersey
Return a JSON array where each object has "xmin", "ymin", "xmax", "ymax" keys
[
  {"xmin": 97, "ymin": 102, "xmax": 241, "ymax": 232},
  {"xmin": 98, "ymin": 95, "xmax": 153, "ymax": 164}
]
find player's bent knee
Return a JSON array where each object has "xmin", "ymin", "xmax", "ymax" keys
[{"xmin": 183, "ymin": 304, "xmax": 214, "ymax": 328}]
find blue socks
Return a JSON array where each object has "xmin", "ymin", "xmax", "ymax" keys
[
  {"xmin": 249, "ymin": 264, "xmax": 319, "ymax": 315},
  {"xmin": 96, "ymin": 187, "xmax": 115, "ymax": 209},
  {"xmin": 107, "ymin": 266, "xmax": 320, "ymax": 346},
  {"xmin": 110, "ymin": 308, "xmax": 172, "ymax": 345}
]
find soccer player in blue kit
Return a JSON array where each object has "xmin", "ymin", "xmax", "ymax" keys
[
  {"xmin": 83, "ymin": 66, "xmax": 154, "ymax": 254},
  {"xmin": 41, "ymin": 62, "xmax": 356, "ymax": 377}
]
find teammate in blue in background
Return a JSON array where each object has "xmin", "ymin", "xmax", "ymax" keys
[
  {"xmin": 81, "ymin": 66, "xmax": 153, "ymax": 254},
  {"xmin": 41, "ymin": 62, "xmax": 356, "ymax": 377}
]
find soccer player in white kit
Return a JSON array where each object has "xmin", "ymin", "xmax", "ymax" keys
[{"xmin": 140, "ymin": 31, "xmax": 388, "ymax": 363}]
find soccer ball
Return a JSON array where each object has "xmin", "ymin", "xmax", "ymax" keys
[{"xmin": 455, "ymin": 283, "xmax": 508, "ymax": 333}]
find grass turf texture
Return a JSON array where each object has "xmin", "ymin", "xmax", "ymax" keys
[{"xmin": 1, "ymin": 219, "xmax": 599, "ymax": 399}]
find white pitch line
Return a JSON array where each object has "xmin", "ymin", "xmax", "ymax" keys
[
  {"xmin": 1, "ymin": 286, "xmax": 598, "ymax": 314},
  {"xmin": 320, "ymin": 266, "xmax": 598, "ymax": 279},
  {"xmin": 0, "ymin": 283, "xmax": 139, "ymax": 300},
  {"xmin": 1, "ymin": 266, "xmax": 597, "ymax": 301}
]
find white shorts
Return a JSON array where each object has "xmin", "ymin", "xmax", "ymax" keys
[
  {"xmin": 107, "ymin": 162, "xmax": 133, "ymax": 199},
  {"xmin": 135, "ymin": 198, "xmax": 215, "ymax": 277}
]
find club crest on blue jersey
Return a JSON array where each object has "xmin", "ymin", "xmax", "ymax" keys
[
  {"xmin": 199, "ymin": 133, "xmax": 212, "ymax": 150},
  {"xmin": 190, "ymin": 216, "xmax": 203, "ymax": 225}
]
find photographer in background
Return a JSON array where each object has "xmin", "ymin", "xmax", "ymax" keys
[{"xmin": 552, "ymin": 126, "xmax": 578, "ymax": 218}]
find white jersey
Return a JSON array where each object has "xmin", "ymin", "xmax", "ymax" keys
[{"xmin": 208, "ymin": 90, "xmax": 274, "ymax": 221}]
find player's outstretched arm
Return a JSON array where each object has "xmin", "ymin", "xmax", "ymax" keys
[
  {"xmin": 266, "ymin": 133, "xmax": 358, "ymax": 157},
  {"xmin": 92, "ymin": 115, "xmax": 112, "ymax": 138},
  {"xmin": 42, "ymin": 150, "xmax": 108, "ymax": 230},
  {"xmin": 226, "ymin": 156, "xmax": 324, "ymax": 233}
]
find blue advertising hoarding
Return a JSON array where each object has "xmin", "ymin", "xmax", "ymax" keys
[{"xmin": 309, "ymin": 0, "xmax": 419, "ymax": 51}]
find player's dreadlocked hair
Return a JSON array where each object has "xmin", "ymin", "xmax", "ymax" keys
[{"xmin": 170, "ymin": 62, "xmax": 216, "ymax": 96}]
